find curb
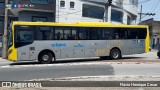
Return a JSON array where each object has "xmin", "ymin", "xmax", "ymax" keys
[{"xmin": 30, "ymin": 75, "xmax": 160, "ymax": 81}]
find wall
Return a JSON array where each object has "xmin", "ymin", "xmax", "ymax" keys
[
  {"xmin": 19, "ymin": 11, "xmax": 54, "ymax": 22},
  {"xmin": 55, "ymin": 0, "xmax": 138, "ymax": 24},
  {"xmin": 55, "ymin": 0, "xmax": 104, "ymax": 23}
]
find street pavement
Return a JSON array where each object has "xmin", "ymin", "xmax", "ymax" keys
[
  {"xmin": 0, "ymin": 50, "xmax": 159, "ymax": 81},
  {"xmin": 0, "ymin": 50, "xmax": 160, "ymax": 89}
]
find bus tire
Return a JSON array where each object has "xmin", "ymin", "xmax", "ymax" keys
[
  {"xmin": 38, "ymin": 52, "xmax": 53, "ymax": 64},
  {"xmin": 110, "ymin": 48, "xmax": 121, "ymax": 60}
]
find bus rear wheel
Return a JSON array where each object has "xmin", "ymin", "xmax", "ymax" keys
[
  {"xmin": 38, "ymin": 52, "xmax": 53, "ymax": 64},
  {"xmin": 110, "ymin": 49, "xmax": 121, "ymax": 60}
]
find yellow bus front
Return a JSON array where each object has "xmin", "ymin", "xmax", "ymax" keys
[
  {"xmin": 145, "ymin": 26, "xmax": 150, "ymax": 53},
  {"xmin": 8, "ymin": 24, "xmax": 18, "ymax": 61}
]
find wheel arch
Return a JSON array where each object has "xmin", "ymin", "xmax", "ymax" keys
[
  {"xmin": 38, "ymin": 49, "xmax": 55, "ymax": 61},
  {"xmin": 110, "ymin": 47, "xmax": 121, "ymax": 55},
  {"xmin": 110, "ymin": 47, "xmax": 122, "ymax": 59}
]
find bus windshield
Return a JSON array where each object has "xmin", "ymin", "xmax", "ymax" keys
[{"xmin": 14, "ymin": 25, "xmax": 34, "ymax": 48}]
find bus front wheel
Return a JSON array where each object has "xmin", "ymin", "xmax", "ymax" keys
[
  {"xmin": 110, "ymin": 49, "xmax": 121, "ymax": 60},
  {"xmin": 38, "ymin": 52, "xmax": 53, "ymax": 64}
]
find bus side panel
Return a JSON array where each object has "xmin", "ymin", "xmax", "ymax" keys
[
  {"xmin": 120, "ymin": 40, "xmax": 145, "ymax": 55},
  {"xmin": 105, "ymin": 40, "xmax": 121, "ymax": 56},
  {"xmin": 46, "ymin": 40, "xmax": 85, "ymax": 60},
  {"xmin": 17, "ymin": 46, "xmax": 30, "ymax": 60},
  {"xmin": 16, "ymin": 41, "xmax": 43, "ymax": 61},
  {"xmin": 85, "ymin": 40, "xmax": 108, "ymax": 57},
  {"xmin": 119, "ymin": 40, "xmax": 130, "ymax": 55}
]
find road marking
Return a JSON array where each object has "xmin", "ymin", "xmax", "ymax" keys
[{"xmin": 29, "ymin": 75, "xmax": 160, "ymax": 81}]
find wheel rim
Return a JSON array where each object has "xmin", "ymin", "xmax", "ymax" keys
[
  {"xmin": 112, "ymin": 50, "xmax": 119, "ymax": 59},
  {"xmin": 42, "ymin": 55, "xmax": 49, "ymax": 61}
]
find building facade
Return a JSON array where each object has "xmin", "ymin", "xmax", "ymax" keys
[{"xmin": 56, "ymin": 0, "xmax": 138, "ymax": 24}]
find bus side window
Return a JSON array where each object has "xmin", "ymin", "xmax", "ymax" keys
[
  {"xmin": 49, "ymin": 28, "xmax": 55, "ymax": 40},
  {"xmin": 57, "ymin": 32, "xmax": 61, "ymax": 40},
  {"xmin": 115, "ymin": 33, "xmax": 119, "ymax": 39},
  {"xmin": 55, "ymin": 27, "xmax": 63, "ymax": 40}
]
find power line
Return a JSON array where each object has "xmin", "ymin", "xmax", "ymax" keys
[
  {"xmin": 113, "ymin": 0, "xmax": 151, "ymax": 5},
  {"xmin": 138, "ymin": 5, "xmax": 155, "ymax": 23},
  {"xmin": 138, "ymin": 0, "xmax": 151, "ymax": 4},
  {"xmin": 151, "ymin": 0, "xmax": 160, "ymax": 13},
  {"xmin": 149, "ymin": 0, "xmax": 157, "ymax": 13}
]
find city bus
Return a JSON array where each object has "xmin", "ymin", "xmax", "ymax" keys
[{"xmin": 8, "ymin": 21, "xmax": 150, "ymax": 64}]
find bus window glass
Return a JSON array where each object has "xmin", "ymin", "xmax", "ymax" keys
[
  {"xmin": 97, "ymin": 29, "xmax": 103, "ymax": 39},
  {"xmin": 49, "ymin": 27, "xmax": 55, "ymax": 40},
  {"xmin": 117, "ymin": 29, "xmax": 128, "ymax": 39},
  {"xmin": 15, "ymin": 30, "xmax": 34, "ymax": 43},
  {"xmin": 14, "ymin": 25, "xmax": 34, "ymax": 48},
  {"xmin": 86, "ymin": 28, "xmax": 91, "ymax": 40},
  {"xmin": 79, "ymin": 28, "xmax": 87, "ymax": 40},
  {"xmin": 90, "ymin": 28, "xmax": 98, "ymax": 40},
  {"xmin": 64, "ymin": 29, "xmax": 71, "ymax": 40},
  {"xmin": 71, "ymin": 29, "xmax": 77, "ymax": 40},
  {"xmin": 102, "ymin": 28, "xmax": 115, "ymax": 40},
  {"xmin": 40, "ymin": 27, "xmax": 51, "ymax": 40},
  {"xmin": 127, "ymin": 29, "xmax": 139, "ymax": 39},
  {"xmin": 34, "ymin": 26, "xmax": 52, "ymax": 40},
  {"xmin": 55, "ymin": 27, "xmax": 63, "ymax": 40},
  {"xmin": 139, "ymin": 28, "xmax": 147, "ymax": 39}
]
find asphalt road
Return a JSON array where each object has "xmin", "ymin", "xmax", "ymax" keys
[
  {"xmin": 0, "ymin": 50, "xmax": 160, "ymax": 81},
  {"xmin": 0, "ymin": 64, "xmax": 114, "ymax": 81},
  {"xmin": 0, "ymin": 62, "xmax": 160, "ymax": 81}
]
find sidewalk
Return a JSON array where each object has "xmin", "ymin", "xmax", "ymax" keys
[{"xmin": 0, "ymin": 58, "xmax": 12, "ymax": 66}]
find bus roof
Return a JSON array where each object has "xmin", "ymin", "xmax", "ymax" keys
[{"xmin": 12, "ymin": 21, "xmax": 148, "ymax": 28}]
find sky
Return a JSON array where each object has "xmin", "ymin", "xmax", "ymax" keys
[{"xmin": 139, "ymin": 0, "xmax": 160, "ymax": 21}]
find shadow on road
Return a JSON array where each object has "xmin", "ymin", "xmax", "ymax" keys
[
  {"xmin": 9, "ymin": 58, "xmax": 100, "ymax": 66},
  {"xmin": 9, "ymin": 56, "xmax": 148, "ymax": 66}
]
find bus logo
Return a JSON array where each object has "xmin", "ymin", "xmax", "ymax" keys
[
  {"xmin": 74, "ymin": 41, "xmax": 84, "ymax": 48},
  {"xmin": 51, "ymin": 43, "xmax": 67, "ymax": 47}
]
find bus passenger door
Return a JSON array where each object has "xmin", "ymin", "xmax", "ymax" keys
[
  {"xmin": 29, "ymin": 46, "xmax": 37, "ymax": 60},
  {"xmin": 18, "ymin": 48, "xmax": 30, "ymax": 60}
]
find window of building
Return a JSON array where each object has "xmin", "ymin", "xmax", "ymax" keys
[
  {"xmin": 70, "ymin": 2, "xmax": 75, "ymax": 8},
  {"xmin": 111, "ymin": 9, "xmax": 123, "ymax": 23},
  {"xmin": 157, "ymin": 38, "xmax": 159, "ymax": 44},
  {"xmin": 32, "ymin": 16, "xmax": 47, "ymax": 22},
  {"xmin": 30, "ymin": 0, "xmax": 48, "ymax": 4},
  {"xmin": 0, "ymin": 20, "xmax": 3, "ymax": 26},
  {"xmin": 127, "ymin": 16, "xmax": 131, "ymax": 25},
  {"xmin": 82, "ymin": 4, "xmax": 104, "ymax": 19},
  {"xmin": 60, "ymin": 1, "xmax": 65, "ymax": 7},
  {"xmin": 0, "ymin": 2, "xmax": 5, "ymax": 8},
  {"xmin": 153, "ymin": 38, "xmax": 155, "ymax": 48},
  {"xmin": 132, "ymin": 0, "xmax": 135, "ymax": 4}
]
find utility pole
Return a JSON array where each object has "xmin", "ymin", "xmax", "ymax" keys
[
  {"xmin": 107, "ymin": 0, "xmax": 112, "ymax": 22},
  {"xmin": 2, "ymin": 0, "xmax": 9, "ymax": 59},
  {"xmin": 139, "ymin": 5, "xmax": 155, "ymax": 23},
  {"xmin": 139, "ymin": 5, "xmax": 142, "ymax": 23}
]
